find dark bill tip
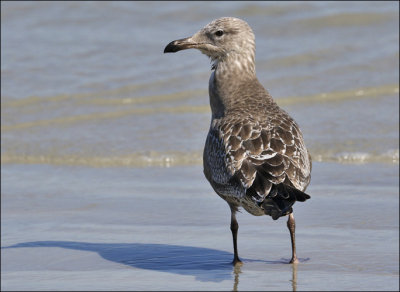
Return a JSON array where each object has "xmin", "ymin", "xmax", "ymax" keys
[
  {"xmin": 163, "ymin": 37, "xmax": 195, "ymax": 53},
  {"xmin": 164, "ymin": 40, "xmax": 181, "ymax": 53}
]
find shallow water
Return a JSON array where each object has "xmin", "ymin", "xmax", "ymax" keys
[
  {"xmin": 1, "ymin": 163, "xmax": 399, "ymax": 290},
  {"xmin": 1, "ymin": 1, "xmax": 399, "ymax": 166},
  {"xmin": 1, "ymin": 1, "xmax": 399, "ymax": 291}
]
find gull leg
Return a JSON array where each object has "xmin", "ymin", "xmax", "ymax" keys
[
  {"xmin": 287, "ymin": 213, "xmax": 299, "ymax": 264},
  {"xmin": 230, "ymin": 205, "xmax": 242, "ymax": 266}
]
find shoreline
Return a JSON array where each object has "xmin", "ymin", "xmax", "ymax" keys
[{"xmin": 1, "ymin": 161, "xmax": 399, "ymax": 291}]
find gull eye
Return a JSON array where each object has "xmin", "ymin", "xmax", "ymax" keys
[{"xmin": 215, "ymin": 30, "xmax": 224, "ymax": 37}]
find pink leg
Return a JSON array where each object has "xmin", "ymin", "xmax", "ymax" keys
[{"xmin": 287, "ymin": 213, "xmax": 299, "ymax": 264}]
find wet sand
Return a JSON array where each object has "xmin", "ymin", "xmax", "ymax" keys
[{"xmin": 1, "ymin": 162, "xmax": 398, "ymax": 291}]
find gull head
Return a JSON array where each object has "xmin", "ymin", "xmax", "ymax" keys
[{"xmin": 164, "ymin": 17, "xmax": 256, "ymax": 69}]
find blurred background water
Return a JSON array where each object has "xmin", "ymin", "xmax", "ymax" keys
[{"xmin": 1, "ymin": 1, "xmax": 399, "ymax": 168}]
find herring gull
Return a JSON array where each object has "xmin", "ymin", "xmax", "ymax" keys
[{"xmin": 164, "ymin": 17, "xmax": 312, "ymax": 265}]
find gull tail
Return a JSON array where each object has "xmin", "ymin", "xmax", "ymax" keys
[{"xmin": 261, "ymin": 183, "xmax": 310, "ymax": 220}]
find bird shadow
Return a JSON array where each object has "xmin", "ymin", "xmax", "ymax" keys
[
  {"xmin": 2, "ymin": 240, "xmax": 309, "ymax": 285},
  {"xmin": 2, "ymin": 241, "xmax": 233, "ymax": 282}
]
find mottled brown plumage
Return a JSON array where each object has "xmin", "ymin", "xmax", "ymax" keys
[{"xmin": 164, "ymin": 17, "xmax": 311, "ymax": 265}]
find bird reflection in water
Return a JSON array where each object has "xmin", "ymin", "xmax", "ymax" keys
[
  {"xmin": 232, "ymin": 262, "xmax": 298, "ymax": 292},
  {"xmin": 291, "ymin": 263, "xmax": 298, "ymax": 292},
  {"xmin": 232, "ymin": 263, "xmax": 242, "ymax": 291}
]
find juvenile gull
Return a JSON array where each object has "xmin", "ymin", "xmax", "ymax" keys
[{"xmin": 164, "ymin": 17, "xmax": 311, "ymax": 265}]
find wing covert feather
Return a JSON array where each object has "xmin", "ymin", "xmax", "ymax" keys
[{"xmin": 205, "ymin": 113, "xmax": 311, "ymax": 201}]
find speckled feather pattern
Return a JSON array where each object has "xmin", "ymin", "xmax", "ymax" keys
[
  {"xmin": 203, "ymin": 95, "xmax": 311, "ymax": 216},
  {"xmin": 165, "ymin": 17, "xmax": 311, "ymax": 219},
  {"xmin": 199, "ymin": 18, "xmax": 312, "ymax": 218}
]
